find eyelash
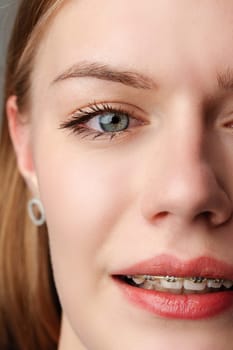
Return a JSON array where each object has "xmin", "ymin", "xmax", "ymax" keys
[{"xmin": 59, "ymin": 102, "xmax": 144, "ymax": 141}]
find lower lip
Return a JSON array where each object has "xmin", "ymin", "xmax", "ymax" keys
[{"xmin": 113, "ymin": 277, "xmax": 233, "ymax": 319}]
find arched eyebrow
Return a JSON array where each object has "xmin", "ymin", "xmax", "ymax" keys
[
  {"xmin": 51, "ymin": 61, "xmax": 157, "ymax": 90},
  {"xmin": 51, "ymin": 61, "xmax": 233, "ymax": 92}
]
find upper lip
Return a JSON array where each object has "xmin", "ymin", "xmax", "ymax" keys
[{"xmin": 113, "ymin": 254, "xmax": 233, "ymax": 281}]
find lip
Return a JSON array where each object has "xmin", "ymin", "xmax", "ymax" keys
[{"xmin": 112, "ymin": 254, "xmax": 233, "ymax": 319}]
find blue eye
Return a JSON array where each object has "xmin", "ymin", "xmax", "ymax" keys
[
  {"xmin": 86, "ymin": 111, "xmax": 130, "ymax": 133},
  {"xmin": 60, "ymin": 102, "xmax": 146, "ymax": 141}
]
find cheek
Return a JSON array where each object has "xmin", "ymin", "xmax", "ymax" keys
[
  {"xmin": 34, "ymin": 141, "xmax": 138, "ymax": 279},
  {"xmin": 39, "ymin": 155, "xmax": 119, "ymax": 244},
  {"xmin": 33, "ymin": 139, "xmax": 143, "ymax": 343}
]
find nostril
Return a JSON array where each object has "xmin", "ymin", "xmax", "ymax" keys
[
  {"xmin": 198, "ymin": 211, "xmax": 211, "ymax": 220},
  {"xmin": 155, "ymin": 211, "xmax": 168, "ymax": 220},
  {"xmin": 198, "ymin": 210, "xmax": 233, "ymax": 228},
  {"xmin": 192, "ymin": 211, "xmax": 213, "ymax": 227}
]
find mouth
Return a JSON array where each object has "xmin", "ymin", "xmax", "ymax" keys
[
  {"xmin": 116, "ymin": 274, "xmax": 233, "ymax": 294},
  {"xmin": 112, "ymin": 255, "xmax": 233, "ymax": 320}
]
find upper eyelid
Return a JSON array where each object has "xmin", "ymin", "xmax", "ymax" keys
[{"xmin": 67, "ymin": 101, "xmax": 148, "ymax": 121}]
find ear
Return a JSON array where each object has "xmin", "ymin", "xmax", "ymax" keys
[{"xmin": 6, "ymin": 95, "xmax": 39, "ymax": 196}]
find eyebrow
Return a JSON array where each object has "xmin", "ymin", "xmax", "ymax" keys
[
  {"xmin": 216, "ymin": 68, "xmax": 233, "ymax": 91},
  {"xmin": 52, "ymin": 61, "xmax": 233, "ymax": 93},
  {"xmin": 51, "ymin": 61, "xmax": 157, "ymax": 90}
]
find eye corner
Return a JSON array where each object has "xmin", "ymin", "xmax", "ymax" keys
[{"xmin": 221, "ymin": 118, "xmax": 233, "ymax": 129}]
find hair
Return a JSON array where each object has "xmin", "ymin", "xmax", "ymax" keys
[{"xmin": 0, "ymin": 1, "xmax": 66, "ymax": 349}]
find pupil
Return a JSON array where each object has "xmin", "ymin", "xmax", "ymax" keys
[
  {"xmin": 112, "ymin": 116, "xmax": 119, "ymax": 124},
  {"xmin": 100, "ymin": 113, "xmax": 129, "ymax": 132}
]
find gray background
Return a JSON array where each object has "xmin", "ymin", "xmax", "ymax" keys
[{"xmin": 0, "ymin": 0, "xmax": 18, "ymax": 122}]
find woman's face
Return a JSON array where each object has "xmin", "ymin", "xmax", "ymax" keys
[{"xmin": 13, "ymin": 0, "xmax": 233, "ymax": 348}]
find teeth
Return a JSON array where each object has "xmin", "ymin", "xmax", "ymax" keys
[
  {"xmin": 145, "ymin": 275, "xmax": 156, "ymax": 281},
  {"xmin": 207, "ymin": 279, "xmax": 223, "ymax": 288},
  {"xmin": 127, "ymin": 275, "xmax": 233, "ymax": 294},
  {"xmin": 223, "ymin": 280, "xmax": 233, "ymax": 289},
  {"xmin": 183, "ymin": 279, "xmax": 206, "ymax": 291},
  {"xmin": 141, "ymin": 281, "xmax": 154, "ymax": 290},
  {"xmin": 190, "ymin": 277, "xmax": 206, "ymax": 283},
  {"xmin": 131, "ymin": 275, "xmax": 146, "ymax": 285},
  {"xmin": 165, "ymin": 276, "xmax": 177, "ymax": 282},
  {"xmin": 160, "ymin": 279, "xmax": 183, "ymax": 290},
  {"xmin": 127, "ymin": 275, "xmax": 233, "ymax": 293}
]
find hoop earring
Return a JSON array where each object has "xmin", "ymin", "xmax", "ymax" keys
[{"xmin": 27, "ymin": 198, "xmax": 46, "ymax": 226}]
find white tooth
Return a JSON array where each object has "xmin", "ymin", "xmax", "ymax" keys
[
  {"xmin": 142, "ymin": 280, "xmax": 154, "ymax": 290},
  {"xmin": 223, "ymin": 280, "xmax": 233, "ymax": 289},
  {"xmin": 146, "ymin": 275, "xmax": 155, "ymax": 281},
  {"xmin": 132, "ymin": 275, "xmax": 146, "ymax": 285},
  {"xmin": 183, "ymin": 279, "xmax": 206, "ymax": 291},
  {"xmin": 207, "ymin": 280, "xmax": 222, "ymax": 288},
  {"xmin": 160, "ymin": 279, "xmax": 183, "ymax": 290}
]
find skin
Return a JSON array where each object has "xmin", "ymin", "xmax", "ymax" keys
[{"xmin": 7, "ymin": 0, "xmax": 233, "ymax": 348}]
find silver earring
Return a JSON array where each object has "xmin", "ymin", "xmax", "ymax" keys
[{"xmin": 27, "ymin": 198, "xmax": 46, "ymax": 226}]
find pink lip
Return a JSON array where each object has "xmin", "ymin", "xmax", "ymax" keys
[
  {"xmin": 113, "ymin": 254, "xmax": 233, "ymax": 280},
  {"xmin": 112, "ymin": 254, "xmax": 233, "ymax": 319}
]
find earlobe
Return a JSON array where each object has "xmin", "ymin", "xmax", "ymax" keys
[{"xmin": 6, "ymin": 95, "xmax": 39, "ymax": 196}]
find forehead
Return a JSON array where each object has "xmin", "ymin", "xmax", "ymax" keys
[{"xmin": 33, "ymin": 0, "xmax": 233, "ymax": 93}]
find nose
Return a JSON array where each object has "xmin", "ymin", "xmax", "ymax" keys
[{"xmin": 140, "ymin": 116, "xmax": 233, "ymax": 228}]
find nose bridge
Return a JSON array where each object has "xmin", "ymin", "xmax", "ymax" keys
[
  {"xmin": 165, "ymin": 114, "xmax": 209, "ymax": 195},
  {"xmin": 159, "ymin": 99, "xmax": 213, "ymax": 194},
  {"xmin": 140, "ymin": 105, "xmax": 232, "ymax": 227}
]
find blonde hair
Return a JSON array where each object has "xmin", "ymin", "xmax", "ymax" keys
[{"xmin": 0, "ymin": 1, "xmax": 66, "ymax": 349}]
